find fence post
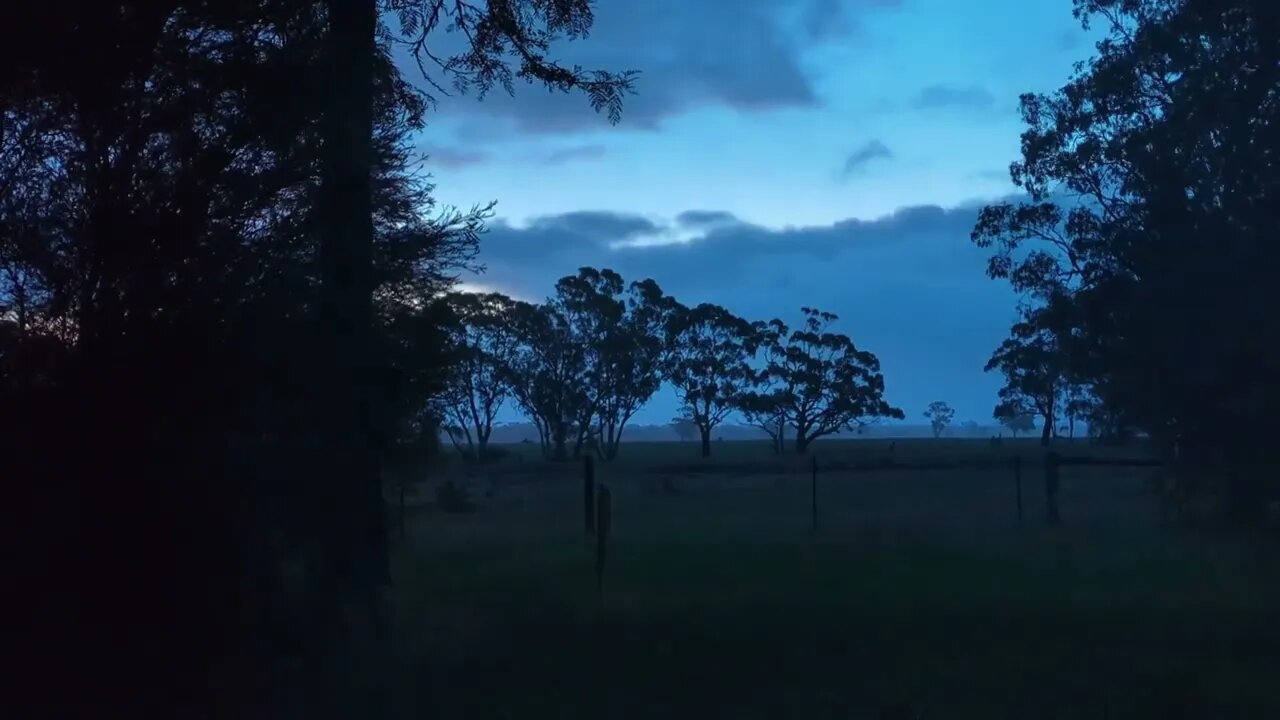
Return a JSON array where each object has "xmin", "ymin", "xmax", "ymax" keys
[
  {"xmin": 1044, "ymin": 451, "xmax": 1061, "ymax": 524},
  {"xmin": 596, "ymin": 485, "xmax": 612, "ymax": 596},
  {"xmin": 1013, "ymin": 455, "xmax": 1023, "ymax": 522},
  {"xmin": 811, "ymin": 454, "xmax": 819, "ymax": 531},
  {"xmin": 584, "ymin": 454, "xmax": 596, "ymax": 534}
]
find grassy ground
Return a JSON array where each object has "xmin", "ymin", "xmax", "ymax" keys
[{"xmin": 383, "ymin": 440, "xmax": 1280, "ymax": 718}]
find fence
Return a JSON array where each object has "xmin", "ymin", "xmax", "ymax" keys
[{"xmin": 598, "ymin": 447, "xmax": 1166, "ymax": 529}]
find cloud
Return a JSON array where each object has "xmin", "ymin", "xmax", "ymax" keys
[
  {"xmin": 426, "ymin": 141, "xmax": 610, "ymax": 170},
  {"xmin": 482, "ymin": 211, "xmax": 663, "ymax": 264},
  {"xmin": 842, "ymin": 140, "xmax": 893, "ymax": 176},
  {"xmin": 475, "ymin": 200, "xmax": 1015, "ymax": 300},
  {"xmin": 970, "ymin": 168, "xmax": 1013, "ymax": 183},
  {"xmin": 540, "ymin": 145, "xmax": 608, "ymax": 165},
  {"xmin": 910, "ymin": 84, "xmax": 996, "ymax": 111},
  {"xmin": 676, "ymin": 210, "xmax": 741, "ymax": 228},
  {"xmin": 421, "ymin": 144, "xmax": 488, "ymax": 169},
  {"xmin": 397, "ymin": 0, "xmax": 902, "ymax": 136},
  {"xmin": 468, "ymin": 198, "xmax": 1025, "ymax": 423}
]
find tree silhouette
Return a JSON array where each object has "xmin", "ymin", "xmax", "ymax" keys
[
  {"xmin": 434, "ymin": 291, "xmax": 523, "ymax": 459},
  {"xmin": 984, "ymin": 308, "xmax": 1069, "ymax": 446},
  {"xmin": 670, "ymin": 414, "xmax": 699, "ymax": 442},
  {"xmin": 544, "ymin": 268, "xmax": 672, "ymax": 460},
  {"xmin": 1, "ymin": 0, "xmax": 635, "ymax": 713},
  {"xmin": 924, "ymin": 401, "xmax": 955, "ymax": 438},
  {"xmin": 742, "ymin": 308, "xmax": 903, "ymax": 453},
  {"xmin": 666, "ymin": 302, "xmax": 758, "ymax": 457},
  {"xmin": 972, "ymin": 0, "xmax": 1279, "ymax": 514},
  {"xmin": 994, "ymin": 404, "xmax": 1036, "ymax": 439},
  {"xmin": 505, "ymin": 300, "xmax": 588, "ymax": 461}
]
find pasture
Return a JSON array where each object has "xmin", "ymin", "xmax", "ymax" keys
[{"xmin": 383, "ymin": 439, "xmax": 1280, "ymax": 718}]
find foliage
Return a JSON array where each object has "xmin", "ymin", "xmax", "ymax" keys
[
  {"xmin": 665, "ymin": 302, "xmax": 759, "ymax": 457},
  {"xmin": 434, "ymin": 291, "xmax": 523, "ymax": 457},
  {"xmin": 971, "ymin": 0, "xmax": 1280, "ymax": 477},
  {"xmin": 741, "ymin": 308, "xmax": 903, "ymax": 453},
  {"xmin": 736, "ymin": 320, "xmax": 792, "ymax": 454},
  {"xmin": 505, "ymin": 300, "xmax": 589, "ymax": 461},
  {"xmin": 546, "ymin": 267, "xmax": 672, "ymax": 461},
  {"xmin": 994, "ymin": 404, "xmax": 1037, "ymax": 438},
  {"xmin": 923, "ymin": 401, "xmax": 955, "ymax": 438},
  {"xmin": 670, "ymin": 414, "xmax": 699, "ymax": 442},
  {"xmin": 1, "ymin": 0, "xmax": 634, "ymax": 711},
  {"xmin": 984, "ymin": 306, "xmax": 1071, "ymax": 445},
  {"xmin": 385, "ymin": 0, "xmax": 637, "ymax": 121}
]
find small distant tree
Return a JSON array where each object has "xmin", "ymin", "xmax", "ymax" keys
[
  {"xmin": 923, "ymin": 401, "xmax": 955, "ymax": 438},
  {"xmin": 670, "ymin": 415, "xmax": 698, "ymax": 442},
  {"xmin": 995, "ymin": 403, "xmax": 1036, "ymax": 438},
  {"xmin": 960, "ymin": 420, "xmax": 982, "ymax": 437}
]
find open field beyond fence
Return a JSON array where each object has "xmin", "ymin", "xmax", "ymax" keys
[{"xmin": 377, "ymin": 439, "xmax": 1280, "ymax": 719}]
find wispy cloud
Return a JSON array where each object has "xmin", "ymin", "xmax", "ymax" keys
[
  {"xmin": 969, "ymin": 168, "xmax": 1014, "ymax": 185},
  {"xmin": 401, "ymin": 0, "xmax": 904, "ymax": 137},
  {"xmin": 841, "ymin": 140, "xmax": 893, "ymax": 177},
  {"xmin": 540, "ymin": 144, "xmax": 608, "ymax": 165},
  {"xmin": 421, "ymin": 144, "xmax": 488, "ymax": 169},
  {"xmin": 910, "ymin": 84, "xmax": 996, "ymax": 111}
]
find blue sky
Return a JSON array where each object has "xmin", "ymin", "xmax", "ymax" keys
[{"xmin": 394, "ymin": 0, "xmax": 1099, "ymax": 426}]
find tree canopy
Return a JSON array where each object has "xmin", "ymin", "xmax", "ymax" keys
[
  {"xmin": 739, "ymin": 308, "xmax": 903, "ymax": 453},
  {"xmin": 666, "ymin": 302, "xmax": 759, "ymax": 457},
  {"xmin": 924, "ymin": 401, "xmax": 955, "ymax": 438},
  {"xmin": 972, "ymin": 0, "xmax": 1279, "ymax": 473},
  {"xmin": 2, "ymin": 0, "xmax": 634, "ymax": 712}
]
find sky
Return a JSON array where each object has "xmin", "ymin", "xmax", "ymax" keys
[{"xmin": 392, "ymin": 0, "xmax": 1100, "ymax": 426}]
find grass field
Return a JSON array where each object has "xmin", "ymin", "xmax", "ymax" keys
[{"xmin": 382, "ymin": 439, "xmax": 1280, "ymax": 718}]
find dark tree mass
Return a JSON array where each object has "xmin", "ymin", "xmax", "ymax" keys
[
  {"xmin": 973, "ymin": 0, "xmax": 1279, "ymax": 517},
  {"xmin": 437, "ymin": 273, "xmax": 901, "ymax": 460},
  {"xmin": 2, "ymin": 0, "xmax": 628, "ymax": 715}
]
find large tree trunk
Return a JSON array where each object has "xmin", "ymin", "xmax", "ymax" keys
[
  {"xmin": 795, "ymin": 432, "xmax": 811, "ymax": 454},
  {"xmin": 552, "ymin": 422, "xmax": 569, "ymax": 460},
  {"xmin": 699, "ymin": 426, "xmax": 711, "ymax": 458},
  {"xmin": 1040, "ymin": 414, "xmax": 1053, "ymax": 446},
  {"xmin": 318, "ymin": 0, "xmax": 387, "ymax": 650}
]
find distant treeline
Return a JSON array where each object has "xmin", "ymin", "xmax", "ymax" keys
[{"xmin": 462, "ymin": 421, "xmax": 1014, "ymax": 445}]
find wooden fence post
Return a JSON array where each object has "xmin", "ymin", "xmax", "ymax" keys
[
  {"xmin": 1013, "ymin": 455, "xmax": 1023, "ymax": 522},
  {"xmin": 1044, "ymin": 451, "xmax": 1061, "ymax": 524},
  {"xmin": 596, "ymin": 485, "xmax": 612, "ymax": 595},
  {"xmin": 584, "ymin": 454, "xmax": 596, "ymax": 534},
  {"xmin": 811, "ymin": 455, "xmax": 819, "ymax": 531}
]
